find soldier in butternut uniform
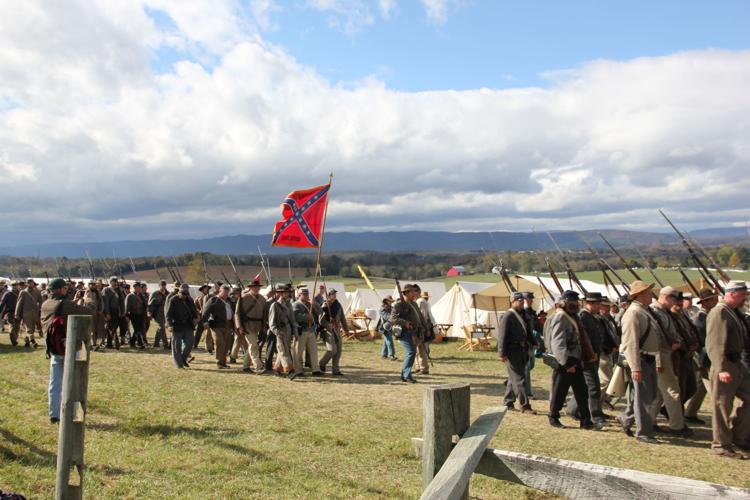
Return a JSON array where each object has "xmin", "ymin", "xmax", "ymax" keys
[
  {"xmin": 101, "ymin": 277, "xmax": 121, "ymax": 349},
  {"xmin": 193, "ymin": 284, "xmax": 212, "ymax": 352},
  {"xmin": 684, "ymin": 288, "xmax": 718, "ymax": 424},
  {"xmin": 15, "ymin": 279, "xmax": 42, "ymax": 348},
  {"xmin": 125, "ymin": 282, "xmax": 146, "ymax": 349},
  {"xmin": 235, "ymin": 279, "xmax": 267, "ymax": 374},
  {"xmin": 0, "ymin": 281, "xmax": 21, "ymax": 345},
  {"xmin": 269, "ymin": 283, "xmax": 296, "ymax": 375},
  {"xmin": 291, "ymin": 287, "xmax": 322, "ymax": 379},
  {"xmin": 80, "ymin": 280, "xmax": 104, "ymax": 348},
  {"xmin": 706, "ymin": 281, "xmax": 750, "ymax": 459},
  {"xmin": 148, "ymin": 281, "xmax": 169, "ymax": 350}
]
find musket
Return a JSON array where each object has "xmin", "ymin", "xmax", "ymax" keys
[
  {"xmin": 633, "ymin": 247, "xmax": 664, "ymax": 288},
  {"xmin": 53, "ymin": 257, "xmax": 64, "ymax": 279},
  {"xmin": 582, "ymin": 239, "xmax": 630, "ymax": 293},
  {"xmin": 171, "ymin": 256, "xmax": 184, "ymax": 283},
  {"xmin": 128, "ymin": 256, "xmax": 140, "ymax": 280},
  {"xmin": 598, "ymin": 233, "xmax": 642, "ymax": 281},
  {"xmin": 687, "ymin": 234, "xmax": 732, "ymax": 283},
  {"xmin": 498, "ymin": 260, "xmax": 516, "ymax": 293},
  {"xmin": 85, "ymin": 250, "xmax": 96, "ymax": 280},
  {"xmin": 677, "ymin": 266, "xmax": 701, "ymax": 298},
  {"xmin": 534, "ymin": 271, "xmax": 557, "ymax": 304},
  {"xmin": 221, "ymin": 271, "xmax": 232, "ymax": 286},
  {"xmin": 394, "ymin": 277, "xmax": 405, "ymax": 302},
  {"xmin": 202, "ymin": 256, "xmax": 211, "ymax": 283},
  {"xmin": 545, "ymin": 257, "xmax": 565, "ymax": 294},
  {"xmin": 258, "ymin": 246, "xmax": 273, "ymax": 286},
  {"xmin": 100, "ymin": 258, "xmax": 113, "ymax": 276},
  {"xmin": 547, "ymin": 232, "xmax": 587, "ymax": 295},
  {"xmin": 287, "ymin": 259, "xmax": 293, "ymax": 285},
  {"xmin": 658, "ymin": 209, "xmax": 724, "ymax": 293},
  {"xmin": 155, "ymin": 267, "xmax": 165, "ymax": 282},
  {"xmin": 44, "ymin": 271, "xmax": 50, "ymax": 285},
  {"xmin": 165, "ymin": 263, "xmax": 178, "ymax": 282},
  {"xmin": 226, "ymin": 255, "xmax": 243, "ymax": 287}
]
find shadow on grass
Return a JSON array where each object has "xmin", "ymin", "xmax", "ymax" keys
[
  {"xmin": 0, "ymin": 342, "xmax": 40, "ymax": 356},
  {"xmin": 0, "ymin": 427, "xmax": 55, "ymax": 467}
]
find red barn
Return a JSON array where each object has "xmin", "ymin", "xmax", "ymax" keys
[{"xmin": 446, "ymin": 266, "xmax": 466, "ymax": 277}]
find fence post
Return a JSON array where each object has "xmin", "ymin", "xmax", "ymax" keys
[
  {"xmin": 55, "ymin": 315, "xmax": 92, "ymax": 500},
  {"xmin": 422, "ymin": 382, "xmax": 471, "ymax": 499}
]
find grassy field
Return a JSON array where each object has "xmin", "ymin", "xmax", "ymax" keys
[{"xmin": 1, "ymin": 327, "xmax": 749, "ymax": 499}]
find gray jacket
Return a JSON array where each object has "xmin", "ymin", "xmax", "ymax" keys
[{"xmin": 545, "ymin": 310, "xmax": 582, "ymax": 369}]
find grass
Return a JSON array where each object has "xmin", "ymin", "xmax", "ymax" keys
[{"xmin": 1, "ymin": 328, "xmax": 748, "ymax": 499}]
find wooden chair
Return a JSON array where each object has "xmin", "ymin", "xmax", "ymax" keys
[{"xmin": 459, "ymin": 324, "xmax": 492, "ymax": 351}]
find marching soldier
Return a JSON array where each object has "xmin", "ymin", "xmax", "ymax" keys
[
  {"xmin": 566, "ymin": 292, "xmax": 608, "ymax": 423},
  {"xmin": 291, "ymin": 287, "xmax": 322, "ymax": 379},
  {"xmin": 117, "ymin": 281, "xmax": 129, "ymax": 345},
  {"xmin": 671, "ymin": 292, "xmax": 701, "ymax": 404},
  {"xmin": 15, "ymin": 278, "xmax": 42, "ymax": 348},
  {"xmin": 616, "ymin": 280, "xmax": 660, "ymax": 443},
  {"xmin": 81, "ymin": 280, "xmax": 104, "ymax": 348},
  {"xmin": 706, "ymin": 281, "xmax": 750, "ymax": 459},
  {"xmin": 0, "ymin": 281, "xmax": 20, "ymax": 345},
  {"xmin": 148, "ymin": 280, "xmax": 169, "ymax": 350},
  {"xmin": 235, "ymin": 279, "xmax": 267, "ymax": 374},
  {"xmin": 546, "ymin": 290, "xmax": 600, "ymax": 429},
  {"xmin": 201, "ymin": 284, "xmax": 234, "ymax": 369},
  {"xmin": 415, "ymin": 289, "xmax": 436, "ymax": 375},
  {"xmin": 318, "ymin": 289, "xmax": 349, "ymax": 376},
  {"xmin": 262, "ymin": 289, "xmax": 277, "ymax": 371},
  {"xmin": 684, "ymin": 287, "xmax": 718, "ymax": 424},
  {"xmin": 228, "ymin": 286, "xmax": 243, "ymax": 363},
  {"xmin": 166, "ymin": 283, "xmax": 199, "ymax": 369},
  {"xmin": 498, "ymin": 291, "xmax": 536, "ymax": 414},
  {"xmin": 391, "ymin": 284, "xmax": 426, "ymax": 383},
  {"xmin": 521, "ymin": 292, "xmax": 542, "ymax": 398},
  {"xmin": 268, "ymin": 283, "xmax": 296, "ymax": 375},
  {"xmin": 193, "ymin": 284, "xmax": 212, "ymax": 353},
  {"xmin": 101, "ymin": 277, "xmax": 121, "ymax": 349},
  {"xmin": 125, "ymin": 282, "xmax": 146, "ymax": 349},
  {"xmin": 649, "ymin": 286, "xmax": 691, "ymax": 437}
]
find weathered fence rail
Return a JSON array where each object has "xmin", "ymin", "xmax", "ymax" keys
[
  {"xmin": 414, "ymin": 383, "xmax": 750, "ymax": 500},
  {"xmin": 55, "ymin": 315, "xmax": 92, "ymax": 500}
]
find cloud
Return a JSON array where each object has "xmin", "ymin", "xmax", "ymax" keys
[
  {"xmin": 306, "ymin": 0, "xmax": 375, "ymax": 35},
  {"xmin": 378, "ymin": 0, "xmax": 396, "ymax": 19},
  {"xmin": 0, "ymin": 2, "xmax": 749, "ymax": 246},
  {"xmin": 419, "ymin": 0, "xmax": 461, "ymax": 24}
]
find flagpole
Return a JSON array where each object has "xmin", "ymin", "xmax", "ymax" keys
[{"xmin": 311, "ymin": 172, "xmax": 333, "ymax": 312}]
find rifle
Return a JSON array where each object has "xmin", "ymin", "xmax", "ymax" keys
[
  {"xmin": 165, "ymin": 264, "xmax": 177, "ymax": 282},
  {"xmin": 257, "ymin": 246, "xmax": 271, "ymax": 285},
  {"xmin": 226, "ymin": 255, "xmax": 243, "ymax": 288},
  {"xmin": 155, "ymin": 267, "xmax": 165, "ymax": 282},
  {"xmin": 85, "ymin": 250, "xmax": 96, "ymax": 280},
  {"xmin": 547, "ymin": 232, "xmax": 587, "ymax": 295},
  {"xmin": 658, "ymin": 209, "xmax": 725, "ymax": 293},
  {"xmin": 394, "ymin": 277, "xmax": 405, "ymax": 302},
  {"xmin": 221, "ymin": 271, "xmax": 232, "ymax": 286},
  {"xmin": 202, "ymin": 256, "xmax": 212, "ymax": 284},
  {"xmin": 498, "ymin": 260, "xmax": 516, "ymax": 293},
  {"xmin": 128, "ymin": 256, "xmax": 140, "ymax": 281},
  {"xmin": 171, "ymin": 256, "xmax": 184, "ymax": 283},
  {"xmin": 534, "ymin": 271, "xmax": 557, "ymax": 305},
  {"xmin": 545, "ymin": 257, "xmax": 565, "ymax": 294},
  {"xmin": 598, "ymin": 233, "xmax": 642, "ymax": 281},
  {"xmin": 287, "ymin": 259, "xmax": 293, "ymax": 285},
  {"xmin": 44, "ymin": 271, "xmax": 50, "ymax": 285},
  {"xmin": 582, "ymin": 239, "xmax": 630, "ymax": 294},
  {"xmin": 633, "ymin": 247, "xmax": 664, "ymax": 288},
  {"xmin": 677, "ymin": 266, "xmax": 701, "ymax": 298},
  {"xmin": 687, "ymin": 234, "xmax": 732, "ymax": 283}
]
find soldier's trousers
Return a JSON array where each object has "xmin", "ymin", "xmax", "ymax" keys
[
  {"xmin": 171, "ymin": 328, "xmax": 194, "ymax": 369},
  {"xmin": 273, "ymin": 330, "xmax": 293, "ymax": 373},
  {"xmin": 503, "ymin": 350, "xmax": 530, "ymax": 408},
  {"xmin": 685, "ymin": 373, "xmax": 710, "ymax": 418},
  {"xmin": 6, "ymin": 318, "xmax": 20, "ymax": 345},
  {"xmin": 710, "ymin": 361, "xmax": 750, "ymax": 451},
  {"xmin": 210, "ymin": 326, "xmax": 232, "ymax": 366},
  {"xmin": 231, "ymin": 331, "xmax": 248, "ymax": 361},
  {"xmin": 649, "ymin": 352, "xmax": 685, "ymax": 430},
  {"xmin": 21, "ymin": 316, "xmax": 39, "ymax": 340},
  {"xmin": 414, "ymin": 338, "xmax": 429, "ymax": 373},
  {"xmin": 550, "ymin": 362, "xmax": 592, "ymax": 426},
  {"xmin": 194, "ymin": 322, "xmax": 213, "ymax": 351},
  {"xmin": 566, "ymin": 359, "xmax": 603, "ymax": 421},
  {"xmin": 677, "ymin": 352, "xmax": 697, "ymax": 403},
  {"xmin": 118, "ymin": 316, "xmax": 129, "ymax": 341},
  {"xmin": 319, "ymin": 330, "xmax": 342, "ymax": 374},
  {"xmin": 153, "ymin": 317, "xmax": 168, "ymax": 348},
  {"xmin": 619, "ymin": 357, "xmax": 657, "ymax": 438},
  {"xmin": 598, "ymin": 354, "xmax": 614, "ymax": 402},
  {"xmin": 263, "ymin": 332, "xmax": 277, "ymax": 370},
  {"xmin": 293, "ymin": 329, "xmax": 320, "ymax": 375},
  {"xmin": 241, "ymin": 330, "xmax": 263, "ymax": 371},
  {"xmin": 128, "ymin": 314, "xmax": 145, "ymax": 347},
  {"xmin": 105, "ymin": 317, "xmax": 120, "ymax": 348}
]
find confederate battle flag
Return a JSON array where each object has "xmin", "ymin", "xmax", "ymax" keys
[{"xmin": 271, "ymin": 183, "xmax": 331, "ymax": 248}]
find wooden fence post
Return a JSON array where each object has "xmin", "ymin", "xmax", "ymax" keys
[
  {"xmin": 55, "ymin": 315, "xmax": 92, "ymax": 500},
  {"xmin": 422, "ymin": 383, "xmax": 471, "ymax": 499}
]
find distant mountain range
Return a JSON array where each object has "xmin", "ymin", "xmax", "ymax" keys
[{"xmin": 1, "ymin": 227, "xmax": 747, "ymax": 258}]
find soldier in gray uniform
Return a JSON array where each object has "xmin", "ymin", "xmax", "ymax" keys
[
  {"xmin": 101, "ymin": 276, "xmax": 121, "ymax": 349},
  {"xmin": 291, "ymin": 287, "xmax": 322, "ymax": 380},
  {"xmin": 148, "ymin": 280, "xmax": 169, "ymax": 349},
  {"xmin": 685, "ymin": 287, "xmax": 718, "ymax": 424},
  {"xmin": 125, "ymin": 282, "xmax": 146, "ymax": 349},
  {"xmin": 546, "ymin": 290, "xmax": 599, "ymax": 429},
  {"xmin": 318, "ymin": 289, "xmax": 349, "ymax": 376},
  {"xmin": 498, "ymin": 292, "xmax": 536, "ymax": 413}
]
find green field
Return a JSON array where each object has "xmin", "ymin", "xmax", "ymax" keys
[{"xmin": 1, "ymin": 329, "xmax": 748, "ymax": 498}]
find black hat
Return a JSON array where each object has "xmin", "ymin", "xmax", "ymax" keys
[
  {"xmin": 198, "ymin": 284, "xmax": 210, "ymax": 292},
  {"xmin": 522, "ymin": 291, "xmax": 534, "ymax": 299},
  {"xmin": 561, "ymin": 290, "xmax": 580, "ymax": 302},
  {"xmin": 585, "ymin": 292, "xmax": 603, "ymax": 302},
  {"xmin": 511, "ymin": 291, "xmax": 524, "ymax": 302},
  {"xmin": 327, "ymin": 288, "xmax": 338, "ymax": 296}
]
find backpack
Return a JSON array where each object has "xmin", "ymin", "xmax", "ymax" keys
[{"xmin": 45, "ymin": 299, "xmax": 67, "ymax": 358}]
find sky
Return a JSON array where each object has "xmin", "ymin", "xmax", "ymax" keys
[{"xmin": 1, "ymin": 0, "xmax": 749, "ymax": 245}]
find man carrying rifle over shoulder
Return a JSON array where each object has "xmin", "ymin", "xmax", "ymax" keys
[
  {"xmin": 318, "ymin": 289, "xmax": 349, "ymax": 376},
  {"xmin": 235, "ymin": 278, "xmax": 267, "ymax": 375},
  {"xmin": 148, "ymin": 280, "xmax": 169, "ymax": 350},
  {"xmin": 291, "ymin": 287, "xmax": 322, "ymax": 380},
  {"xmin": 391, "ymin": 283, "xmax": 426, "ymax": 383},
  {"xmin": 684, "ymin": 287, "xmax": 718, "ymax": 424}
]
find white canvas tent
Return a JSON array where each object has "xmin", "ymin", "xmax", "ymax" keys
[
  {"xmin": 390, "ymin": 281, "xmax": 446, "ymax": 303},
  {"xmin": 517, "ymin": 274, "xmax": 628, "ymax": 303},
  {"xmin": 430, "ymin": 282, "xmax": 501, "ymax": 338},
  {"xmin": 346, "ymin": 288, "xmax": 393, "ymax": 330}
]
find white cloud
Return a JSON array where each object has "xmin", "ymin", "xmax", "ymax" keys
[
  {"xmin": 307, "ymin": 0, "xmax": 375, "ymax": 35},
  {"xmin": 0, "ymin": 2, "xmax": 749, "ymax": 245},
  {"xmin": 378, "ymin": 0, "xmax": 396, "ymax": 19}
]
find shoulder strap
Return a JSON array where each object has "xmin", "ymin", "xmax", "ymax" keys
[{"xmin": 508, "ymin": 309, "xmax": 528, "ymax": 334}]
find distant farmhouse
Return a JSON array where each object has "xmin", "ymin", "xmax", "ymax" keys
[{"xmin": 446, "ymin": 266, "xmax": 466, "ymax": 277}]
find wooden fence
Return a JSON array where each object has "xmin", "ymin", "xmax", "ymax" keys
[
  {"xmin": 55, "ymin": 315, "xmax": 92, "ymax": 500},
  {"xmin": 413, "ymin": 383, "xmax": 750, "ymax": 500}
]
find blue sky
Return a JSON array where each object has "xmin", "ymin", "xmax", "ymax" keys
[{"xmin": 151, "ymin": 1, "xmax": 750, "ymax": 91}]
